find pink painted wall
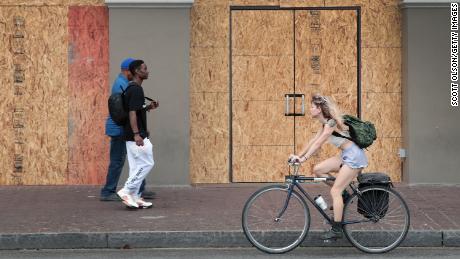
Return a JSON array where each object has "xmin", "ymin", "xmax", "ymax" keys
[{"xmin": 68, "ymin": 6, "xmax": 109, "ymax": 184}]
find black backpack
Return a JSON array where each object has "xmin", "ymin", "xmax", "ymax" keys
[
  {"xmin": 108, "ymin": 84, "xmax": 132, "ymax": 126},
  {"xmin": 357, "ymin": 172, "xmax": 392, "ymax": 219}
]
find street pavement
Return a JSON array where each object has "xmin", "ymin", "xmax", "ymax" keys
[
  {"xmin": 0, "ymin": 248, "xmax": 460, "ymax": 259},
  {"xmin": 0, "ymin": 183, "xmax": 459, "ymax": 250}
]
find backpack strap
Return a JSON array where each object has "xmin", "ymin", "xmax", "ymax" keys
[
  {"xmin": 332, "ymin": 131, "xmax": 353, "ymax": 142},
  {"xmin": 322, "ymin": 123, "xmax": 353, "ymax": 141},
  {"xmin": 120, "ymin": 83, "xmax": 133, "ymax": 94},
  {"xmin": 122, "ymin": 83, "xmax": 154, "ymax": 102}
]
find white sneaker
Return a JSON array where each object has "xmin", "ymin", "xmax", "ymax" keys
[
  {"xmin": 117, "ymin": 189, "xmax": 139, "ymax": 208},
  {"xmin": 136, "ymin": 197, "xmax": 153, "ymax": 209}
]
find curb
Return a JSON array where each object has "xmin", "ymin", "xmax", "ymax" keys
[
  {"xmin": 0, "ymin": 233, "xmax": 107, "ymax": 250},
  {"xmin": 444, "ymin": 230, "xmax": 460, "ymax": 247},
  {"xmin": 0, "ymin": 230, "xmax": 458, "ymax": 250}
]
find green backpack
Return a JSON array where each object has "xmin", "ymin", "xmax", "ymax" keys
[{"xmin": 332, "ymin": 115, "xmax": 377, "ymax": 149}]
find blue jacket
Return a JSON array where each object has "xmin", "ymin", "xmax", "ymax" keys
[{"xmin": 105, "ymin": 73, "xmax": 129, "ymax": 137}]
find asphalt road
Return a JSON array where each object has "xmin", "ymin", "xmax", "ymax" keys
[{"xmin": 0, "ymin": 247, "xmax": 459, "ymax": 259}]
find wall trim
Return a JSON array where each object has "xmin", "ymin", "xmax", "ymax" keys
[
  {"xmin": 105, "ymin": 0, "xmax": 194, "ymax": 8},
  {"xmin": 400, "ymin": 0, "xmax": 451, "ymax": 9}
]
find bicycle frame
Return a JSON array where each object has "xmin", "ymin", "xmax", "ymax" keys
[{"xmin": 279, "ymin": 174, "xmax": 372, "ymax": 226}]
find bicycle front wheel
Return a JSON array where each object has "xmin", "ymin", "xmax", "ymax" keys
[
  {"xmin": 242, "ymin": 185, "xmax": 310, "ymax": 254},
  {"xmin": 342, "ymin": 186, "xmax": 410, "ymax": 254}
]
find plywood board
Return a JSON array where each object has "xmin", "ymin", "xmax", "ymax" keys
[
  {"xmin": 189, "ymin": 91, "xmax": 229, "ymax": 183},
  {"xmin": 233, "ymin": 100, "xmax": 294, "ymax": 146},
  {"xmin": 0, "ymin": 0, "xmax": 104, "ymax": 5},
  {"xmin": 67, "ymin": 6, "xmax": 109, "ymax": 184},
  {"xmin": 232, "ymin": 10, "xmax": 293, "ymax": 56},
  {"xmin": 230, "ymin": 0, "xmax": 279, "ymax": 6},
  {"xmin": 194, "ymin": 0, "xmax": 229, "ymax": 5},
  {"xmin": 364, "ymin": 137, "xmax": 402, "ymax": 182},
  {"xmin": 23, "ymin": 6, "xmax": 69, "ymax": 185},
  {"xmin": 0, "ymin": 16, "xmax": 14, "ymax": 184},
  {"xmin": 294, "ymin": 10, "xmax": 357, "ymax": 94},
  {"xmin": 362, "ymin": 92, "xmax": 401, "ymax": 138},
  {"xmin": 191, "ymin": 3, "xmax": 229, "ymax": 48},
  {"xmin": 190, "ymin": 92, "xmax": 229, "ymax": 139},
  {"xmin": 232, "ymin": 145, "xmax": 293, "ymax": 182},
  {"xmin": 325, "ymin": 0, "xmax": 368, "ymax": 6},
  {"xmin": 371, "ymin": 0, "xmax": 400, "ymax": 6},
  {"xmin": 232, "ymin": 55, "xmax": 293, "ymax": 101},
  {"xmin": 190, "ymin": 47, "xmax": 228, "ymax": 93},
  {"xmin": 231, "ymin": 10, "xmax": 294, "ymax": 182},
  {"xmin": 362, "ymin": 5, "xmax": 401, "ymax": 48},
  {"xmin": 0, "ymin": 6, "xmax": 69, "ymax": 185},
  {"xmin": 190, "ymin": 134, "xmax": 229, "ymax": 183},
  {"xmin": 377, "ymin": 6, "xmax": 401, "ymax": 48},
  {"xmin": 325, "ymin": 0, "xmax": 401, "ymax": 48},
  {"xmin": 362, "ymin": 47, "xmax": 401, "ymax": 93},
  {"xmin": 280, "ymin": 0, "xmax": 324, "ymax": 7}
]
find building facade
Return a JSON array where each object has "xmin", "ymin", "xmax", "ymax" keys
[{"xmin": 0, "ymin": 0, "xmax": 458, "ymax": 185}]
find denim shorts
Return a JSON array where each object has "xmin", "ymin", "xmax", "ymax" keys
[{"xmin": 341, "ymin": 143, "xmax": 368, "ymax": 169}]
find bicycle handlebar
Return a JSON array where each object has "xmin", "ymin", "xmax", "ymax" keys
[{"xmin": 287, "ymin": 159, "xmax": 301, "ymax": 166}]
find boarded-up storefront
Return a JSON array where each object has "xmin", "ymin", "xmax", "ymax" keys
[{"xmin": 190, "ymin": 0, "xmax": 402, "ymax": 183}]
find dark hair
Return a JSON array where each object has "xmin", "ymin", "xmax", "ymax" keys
[{"xmin": 129, "ymin": 60, "xmax": 144, "ymax": 76}]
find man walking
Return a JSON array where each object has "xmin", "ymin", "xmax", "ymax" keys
[
  {"xmin": 117, "ymin": 60, "xmax": 158, "ymax": 209},
  {"xmin": 100, "ymin": 58, "xmax": 154, "ymax": 201}
]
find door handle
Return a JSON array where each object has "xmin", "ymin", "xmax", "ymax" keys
[{"xmin": 284, "ymin": 93, "xmax": 305, "ymax": 116}]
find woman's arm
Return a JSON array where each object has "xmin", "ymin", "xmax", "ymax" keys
[
  {"xmin": 296, "ymin": 129, "xmax": 322, "ymax": 158},
  {"xmin": 299, "ymin": 123, "xmax": 335, "ymax": 162}
]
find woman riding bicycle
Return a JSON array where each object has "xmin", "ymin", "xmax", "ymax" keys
[{"xmin": 288, "ymin": 94, "xmax": 368, "ymax": 240}]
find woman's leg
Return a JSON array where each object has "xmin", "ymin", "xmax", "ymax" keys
[
  {"xmin": 331, "ymin": 165, "xmax": 361, "ymax": 222},
  {"xmin": 313, "ymin": 155, "xmax": 342, "ymax": 187}
]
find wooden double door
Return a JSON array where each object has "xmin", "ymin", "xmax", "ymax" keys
[{"xmin": 231, "ymin": 9, "xmax": 359, "ymax": 182}]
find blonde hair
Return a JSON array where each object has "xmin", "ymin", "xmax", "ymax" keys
[{"xmin": 311, "ymin": 94, "xmax": 347, "ymax": 131}]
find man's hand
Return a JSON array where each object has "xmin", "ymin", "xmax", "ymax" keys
[
  {"xmin": 134, "ymin": 134, "xmax": 144, "ymax": 146},
  {"xmin": 146, "ymin": 100, "xmax": 159, "ymax": 111}
]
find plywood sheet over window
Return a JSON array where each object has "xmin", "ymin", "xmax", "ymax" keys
[
  {"xmin": 231, "ymin": 9, "xmax": 360, "ymax": 182},
  {"xmin": 231, "ymin": 10, "xmax": 294, "ymax": 182},
  {"xmin": 0, "ymin": 6, "xmax": 69, "ymax": 185}
]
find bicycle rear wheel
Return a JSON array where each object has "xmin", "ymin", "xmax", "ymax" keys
[
  {"xmin": 242, "ymin": 185, "xmax": 310, "ymax": 254},
  {"xmin": 342, "ymin": 186, "xmax": 410, "ymax": 253}
]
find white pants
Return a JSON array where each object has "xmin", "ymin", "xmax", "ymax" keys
[{"xmin": 124, "ymin": 138, "xmax": 154, "ymax": 196}]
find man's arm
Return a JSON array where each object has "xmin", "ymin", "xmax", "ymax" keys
[{"xmin": 129, "ymin": 111, "xmax": 143, "ymax": 146}]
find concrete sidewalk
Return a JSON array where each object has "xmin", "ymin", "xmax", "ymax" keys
[{"xmin": 0, "ymin": 184, "xmax": 459, "ymax": 250}]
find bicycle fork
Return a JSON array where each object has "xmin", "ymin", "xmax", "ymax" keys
[{"xmin": 274, "ymin": 184, "xmax": 295, "ymax": 222}]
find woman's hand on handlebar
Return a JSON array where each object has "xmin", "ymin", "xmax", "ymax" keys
[
  {"xmin": 288, "ymin": 154, "xmax": 300, "ymax": 163},
  {"xmin": 288, "ymin": 154, "xmax": 307, "ymax": 164}
]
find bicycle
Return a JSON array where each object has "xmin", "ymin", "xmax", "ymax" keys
[{"xmin": 241, "ymin": 161, "xmax": 410, "ymax": 254}]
